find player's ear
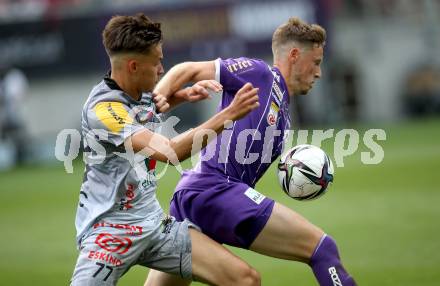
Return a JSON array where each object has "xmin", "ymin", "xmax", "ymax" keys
[
  {"xmin": 127, "ymin": 59, "xmax": 138, "ymax": 73},
  {"xmin": 289, "ymin": 47, "xmax": 300, "ymax": 64}
]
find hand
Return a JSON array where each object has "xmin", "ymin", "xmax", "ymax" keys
[
  {"xmin": 226, "ymin": 83, "xmax": 259, "ymax": 121},
  {"xmin": 186, "ymin": 80, "xmax": 223, "ymax": 102},
  {"xmin": 152, "ymin": 92, "xmax": 170, "ymax": 113}
]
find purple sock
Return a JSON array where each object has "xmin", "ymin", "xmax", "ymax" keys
[{"xmin": 309, "ymin": 234, "xmax": 357, "ymax": 286}]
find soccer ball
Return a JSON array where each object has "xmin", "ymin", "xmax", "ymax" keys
[{"xmin": 277, "ymin": 144, "xmax": 334, "ymax": 201}]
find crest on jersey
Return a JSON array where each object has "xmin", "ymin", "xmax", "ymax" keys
[
  {"xmin": 267, "ymin": 101, "xmax": 279, "ymax": 126},
  {"xmin": 132, "ymin": 105, "xmax": 156, "ymax": 125}
]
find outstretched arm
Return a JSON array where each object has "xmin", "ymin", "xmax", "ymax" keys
[
  {"xmin": 127, "ymin": 82, "xmax": 259, "ymax": 164},
  {"xmin": 155, "ymin": 79, "xmax": 222, "ymax": 113},
  {"xmin": 154, "ymin": 61, "xmax": 217, "ymax": 106}
]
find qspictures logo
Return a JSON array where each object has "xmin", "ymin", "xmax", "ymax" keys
[{"xmin": 55, "ymin": 116, "xmax": 387, "ymax": 180}]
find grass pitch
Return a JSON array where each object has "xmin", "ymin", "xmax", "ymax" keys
[{"xmin": 0, "ymin": 118, "xmax": 439, "ymax": 285}]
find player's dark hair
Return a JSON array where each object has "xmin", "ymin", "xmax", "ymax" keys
[
  {"xmin": 272, "ymin": 17, "xmax": 326, "ymax": 55},
  {"xmin": 102, "ymin": 13, "xmax": 162, "ymax": 56}
]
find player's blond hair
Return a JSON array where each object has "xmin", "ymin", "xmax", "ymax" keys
[{"xmin": 272, "ymin": 17, "xmax": 326, "ymax": 60}]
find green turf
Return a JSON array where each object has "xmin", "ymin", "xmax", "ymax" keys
[{"xmin": 0, "ymin": 118, "xmax": 439, "ymax": 285}]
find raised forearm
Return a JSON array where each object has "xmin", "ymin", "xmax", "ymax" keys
[
  {"xmin": 170, "ymin": 82, "xmax": 257, "ymax": 162},
  {"xmin": 166, "ymin": 88, "xmax": 190, "ymax": 110},
  {"xmin": 155, "ymin": 61, "xmax": 215, "ymax": 98},
  {"xmin": 131, "ymin": 82, "xmax": 258, "ymax": 164},
  {"xmin": 129, "ymin": 107, "xmax": 233, "ymax": 164},
  {"xmin": 169, "ymin": 107, "xmax": 233, "ymax": 162},
  {"xmin": 155, "ymin": 62, "xmax": 197, "ymax": 98}
]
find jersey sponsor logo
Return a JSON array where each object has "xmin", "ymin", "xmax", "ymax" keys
[
  {"xmin": 267, "ymin": 101, "xmax": 279, "ymax": 126},
  {"xmin": 226, "ymin": 59, "xmax": 254, "ymax": 73},
  {"xmin": 160, "ymin": 215, "xmax": 173, "ymax": 234},
  {"xmin": 119, "ymin": 184, "xmax": 135, "ymax": 211},
  {"xmin": 271, "ymin": 101, "xmax": 279, "ymax": 112},
  {"xmin": 271, "ymin": 81, "xmax": 284, "ymax": 104},
  {"xmin": 141, "ymin": 176, "xmax": 156, "ymax": 189},
  {"xmin": 94, "ymin": 102, "xmax": 133, "ymax": 133},
  {"xmin": 328, "ymin": 267, "xmax": 343, "ymax": 286},
  {"xmin": 93, "ymin": 222, "xmax": 143, "ymax": 236},
  {"xmin": 95, "ymin": 233, "xmax": 132, "ymax": 254},
  {"xmin": 244, "ymin": 188, "xmax": 266, "ymax": 205},
  {"xmin": 271, "ymin": 70, "xmax": 281, "ymax": 82},
  {"xmin": 88, "ymin": 250, "xmax": 122, "ymax": 266}
]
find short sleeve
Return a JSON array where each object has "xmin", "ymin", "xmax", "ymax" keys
[
  {"xmin": 215, "ymin": 57, "xmax": 270, "ymax": 94},
  {"xmin": 86, "ymin": 101, "xmax": 144, "ymax": 146},
  {"xmin": 216, "ymin": 58, "xmax": 245, "ymax": 93}
]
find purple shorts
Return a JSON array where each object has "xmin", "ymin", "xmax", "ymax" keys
[{"xmin": 170, "ymin": 171, "xmax": 274, "ymax": 249}]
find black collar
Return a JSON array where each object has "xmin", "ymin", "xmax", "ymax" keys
[
  {"xmin": 103, "ymin": 71, "xmax": 123, "ymax": 91},
  {"xmin": 103, "ymin": 71, "xmax": 144, "ymax": 102}
]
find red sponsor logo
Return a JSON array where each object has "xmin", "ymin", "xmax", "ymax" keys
[
  {"xmin": 120, "ymin": 184, "xmax": 135, "ymax": 210},
  {"xmin": 93, "ymin": 222, "xmax": 143, "ymax": 236},
  {"xmin": 95, "ymin": 233, "xmax": 132, "ymax": 254},
  {"xmin": 88, "ymin": 250, "xmax": 122, "ymax": 266}
]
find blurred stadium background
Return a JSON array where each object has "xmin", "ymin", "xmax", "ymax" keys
[{"xmin": 0, "ymin": 0, "xmax": 439, "ymax": 285}]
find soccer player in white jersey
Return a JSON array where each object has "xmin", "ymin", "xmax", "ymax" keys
[
  {"xmin": 145, "ymin": 18, "xmax": 356, "ymax": 286},
  {"xmin": 70, "ymin": 13, "xmax": 263, "ymax": 286}
]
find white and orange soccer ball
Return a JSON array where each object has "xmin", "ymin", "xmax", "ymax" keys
[{"xmin": 277, "ymin": 144, "xmax": 334, "ymax": 201}]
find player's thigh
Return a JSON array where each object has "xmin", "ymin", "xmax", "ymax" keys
[
  {"xmin": 71, "ymin": 230, "xmax": 135, "ymax": 285},
  {"xmin": 144, "ymin": 269, "xmax": 190, "ymax": 286},
  {"xmin": 71, "ymin": 253, "xmax": 124, "ymax": 286},
  {"xmin": 190, "ymin": 228, "xmax": 260, "ymax": 286},
  {"xmin": 250, "ymin": 202, "xmax": 324, "ymax": 263},
  {"xmin": 144, "ymin": 228, "xmax": 260, "ymax": 286}
]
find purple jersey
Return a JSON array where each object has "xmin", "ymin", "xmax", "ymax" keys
[
  {"xmin": 171, "ymin": 57, "xmax": 291, "ymax": 248},
  {"xmin": 197, "ymin": 57, "xmax": 291, "ymax": 187}
]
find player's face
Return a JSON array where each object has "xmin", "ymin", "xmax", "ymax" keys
[
  {"xmin": 291, "ymin": 44, "xmax": 323, "ymax": 96},
  {"xmin": 132, "ymin": 44, "xmax": 164, "ymax": 93}
]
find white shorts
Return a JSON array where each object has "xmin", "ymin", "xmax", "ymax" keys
[{"xmin": 70, "ymin": 214, "xmax": 197, "ymax": 285}]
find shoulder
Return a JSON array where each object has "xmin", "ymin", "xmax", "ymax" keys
[
  {"xmin": 85, "ymin": 81, "xmax": 130, "ymax": 111},
  {"xmin": 83, "ymin": 81, "xmax": 134, "ymax": 127},
  {"xmin": 218, "ymin": 57, "xmax": 270, "ymax": 74},
  {"xmin": 217, "ymin": 57, "xmax": 272, "ymax": 89}
]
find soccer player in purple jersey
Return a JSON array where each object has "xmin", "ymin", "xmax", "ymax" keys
[{"xmin": 145, "ymin": 18, "xmax": 356, "ymax": 286}]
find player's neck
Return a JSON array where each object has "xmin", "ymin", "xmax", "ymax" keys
[
  {"xmin": 273, "ymin": 62, "xmax": 293, "ymax": 96},
  {"xmin": 110, "ymin": 70, "xmax": 142, "ymax": 101}
]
